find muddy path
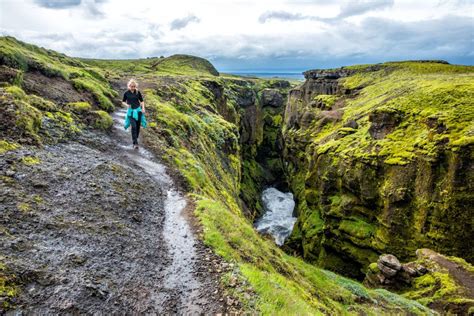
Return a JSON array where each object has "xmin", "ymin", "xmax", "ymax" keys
[
  {"xmin": 111, "ymin": 108, "xmax": 226, "ymax": 313},
  {"xmin": 1, "ymin": 108, "xmax": 225, "ymax": 313}
]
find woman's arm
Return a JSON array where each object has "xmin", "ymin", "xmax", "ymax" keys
[
  {"xmin": 139, "ymin": 91, "xmax": 145, "ymax": 113},
  {"xmin": 122, "ymin": 92, "xmax": 129, "ymax": 108}
]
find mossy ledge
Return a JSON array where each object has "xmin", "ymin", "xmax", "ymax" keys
[{"xmin": 282, "ymin": 61, "xmax": 474, "ymax": 280}]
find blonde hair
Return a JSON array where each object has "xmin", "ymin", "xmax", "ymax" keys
[{"xmin": 127, "ymin": 78, "xmax": 138, "ymax": 89}]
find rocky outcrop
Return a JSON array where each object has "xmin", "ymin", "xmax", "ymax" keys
[
  {"xmin": 260, "ymin": 89, "xmax": 283, "ymax": 108},
  {"xmin": 282, "ymin": 62, "xmax": 474, "ymax": 279},
  {"xmin": 364, "ymin": 249, "xmax": 474, "ymax": 315},
  {"xmin": 365, "ymin": 254, "xmax": 427, "ymax": 288}
]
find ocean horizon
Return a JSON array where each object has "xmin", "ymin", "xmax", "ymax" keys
[{"xmin": 223, "ymin": 71, "xmax": 305, "ymax": 80}]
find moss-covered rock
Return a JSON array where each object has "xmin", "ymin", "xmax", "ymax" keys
[
  {"xmin": 283, "ymin": 61, "xmax": 474, "ymax": 278},
  {"xmin": 364, "ymin": 249, "xmax": 474, "ymax": 315},
  {"xmin": 92, "ymin": 110, "xmax": 113, "ymax": 130}
]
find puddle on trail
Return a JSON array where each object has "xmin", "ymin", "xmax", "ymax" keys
[{"xmin": 112, "ymin": 108, "xmax": 204, "ymax": 312}]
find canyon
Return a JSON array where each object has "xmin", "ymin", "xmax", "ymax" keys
[{"xmin": 1, "ymin": 36, "xmax": 473, "ymax": 314}]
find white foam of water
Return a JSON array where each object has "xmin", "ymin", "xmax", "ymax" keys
[{"xmin": 254, "ymin": 187, "xmax": 297, "ymax": 246}]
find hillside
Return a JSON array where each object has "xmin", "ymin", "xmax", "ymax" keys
[
  {"xmin": 1, "ymin": 36, "xmax": 473, "ymax": 314},
  {"xmin": 82, "ymin": 54, "xmax": 219, "ymax": 77}
]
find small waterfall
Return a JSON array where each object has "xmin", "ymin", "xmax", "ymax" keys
[{"xmin": 254, "ymin": 187, "xmax": 296, "ymax": 246}]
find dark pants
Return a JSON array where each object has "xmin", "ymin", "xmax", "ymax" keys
[{"xmin": 130, "ymin": 112, "xmax": 142, "ymax": 145}]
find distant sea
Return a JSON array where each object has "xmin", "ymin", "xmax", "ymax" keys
[{"xmin": 225, "ymin": 71, "xmax": 305, "ymax": 80}]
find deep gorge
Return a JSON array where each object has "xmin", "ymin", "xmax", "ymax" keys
[{"xmin": 233, "ymin": 64, "xmax": 472, "ymax": 280}]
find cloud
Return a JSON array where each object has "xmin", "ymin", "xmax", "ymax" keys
[
  {"xmin": 170, "ymin": 15, "xmax": 200, "ymax": 30},
  {"xmin": 2, "ymin": 0, "xmax": 473, "ymax": 69},
  {"xmin": 33, "ymin": 0, "xmax": 82, "ymax": 9},
  {"xmin": 258, "ymin": 11, "xmax": 308, "ymax": 23},
  {"xmin": 33, "ymin": 0, "xmax": 106, "ymax": 18},
  {"xmin": 259, "ymin": 0, "xmax": 394, "ymax": 23},
  {"xmin": 337, "ymin": 0, "xmax": 393, "ymax": 19},
  {"xmin": 82, "ymin": 0, "xmax": 105, "ymax": 18}
]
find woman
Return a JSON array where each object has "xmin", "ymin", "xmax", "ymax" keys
[{"xmin": 122, "ymin": 79, "xmax": 146, "ymax": 149}]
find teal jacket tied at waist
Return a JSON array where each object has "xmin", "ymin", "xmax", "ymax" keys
[{"xmin": 124, "ymin": 107, "xmax": 147, "ymax": 130}]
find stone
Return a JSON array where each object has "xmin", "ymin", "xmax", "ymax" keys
[
  {"xmin": 378, "ymin": 254, "xmax": 402, "ymax": 271},
  {"xmin": 377, "ymin": 261, "xmax": 398, "ymax": 277},
  {"xmin": 401, "ymin": 263, "xmax": 419, "ymax": 277},
  {"xmin": 261, "ymin": 89, "xmax": 284, "ymax": 108},
  {"xmin": 343, "ymin": 119, "xmax": 359, "ymax": 129}
]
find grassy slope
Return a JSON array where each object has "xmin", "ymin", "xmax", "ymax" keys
[
  {"xmin": 82, "ymin": 54, "xmax": 219, "ymax": 77},
  {"xmin": 0, "ymin": 37, "xmax": 434, "ymax": 314},
  {"xmin": 300, "ymin": 62, "xmax": 474, "ymax": 164},
  {"xmin": 0, "ymin": 36, "xmax": 116, "ymax": 150}
]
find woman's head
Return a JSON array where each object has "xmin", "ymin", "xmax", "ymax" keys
[{"xmin": 127, "ymin": 78, "xmax": 138, "ymax": 91}]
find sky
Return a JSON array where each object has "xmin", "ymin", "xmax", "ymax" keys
[{"xmin": 0, "ymin": 0, "xmax": 473, "ymax": 71}]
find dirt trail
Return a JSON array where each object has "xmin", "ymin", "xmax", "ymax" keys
[
  {"xmin": 112, "ymin": 108, "xmax": 225, "ymax": 313},
  {"xmin": 1, "ymin": 106, "xmax": 224, "ymax": 314}
]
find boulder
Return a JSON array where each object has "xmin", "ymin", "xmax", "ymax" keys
[
  {"xmin": 379, "ymin": 254, "xmax": 402, "ymax": 271},
  {"xmin": 261, "ymin": 89, "xmax": 283, "ymax": 108},
  {"xmin": 377, "ymin": 261, "xmax": 399, "ymax": 277}
]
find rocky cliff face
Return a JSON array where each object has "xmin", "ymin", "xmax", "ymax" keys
[
  {"xmin": 282, "ymin": 61, "xmax": 474, "ymax": 279},
  {"xmin": 231, "ymin": 79, "xmax": 292, "ymax": 219}
]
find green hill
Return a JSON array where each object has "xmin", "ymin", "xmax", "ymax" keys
[{"xmin": 82, "ymin": 54, "xmax": 219, "ymax": 77}]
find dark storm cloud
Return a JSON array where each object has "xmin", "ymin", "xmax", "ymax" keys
[{"xmin": 170, "ymin": 15, "xmax": 200, "ymax": 30}]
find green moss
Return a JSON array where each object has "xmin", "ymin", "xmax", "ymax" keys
[
  {"xmin": 67, "ymin": 101, "xmax": 91, "ymax": 113},
  {"xmin": 4, "ymin": 85, "xmax": 26, "ymax": 99},
  {"xmin": 17, "ymin": 202, "xmax": 31, "ymax": 212},
  {"xmin": 0, "ymin": 140, "xmax": 19, "ymax": 153},
  {"xmin": 83, "ymin": 54, "xmax": 219, "ymax": 77},
  {"xmin": 72, "ymin": 78, "xmax": 114, "ymax": 111},
  {"xmin": 283, "ymin": 61, "xmax": 474, "ymax": 278},
  {"xmin": 403, "ymin": 272, "xmax": 460, "ymax": 305},
  {"xmin": 1, "ymin": 36, "xmax": 116, "ymax": 112},
  {"xmin": 92, "ymin": 110, "xmax": 113, "ymax": 130},
  {"xmin": 0, "ymin": 262, "xmax": 19, "ymax": 310},
  {"xmin": 339, "ymin": 218, "xmax": 375, "ymax": 239},
  {"xmin": 21, "ymin": 156, "xmax": 40, "ymax": 165},
  {"xmin": 313, "ymin": 94, "xmax": 338, "ymax": 108}
]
